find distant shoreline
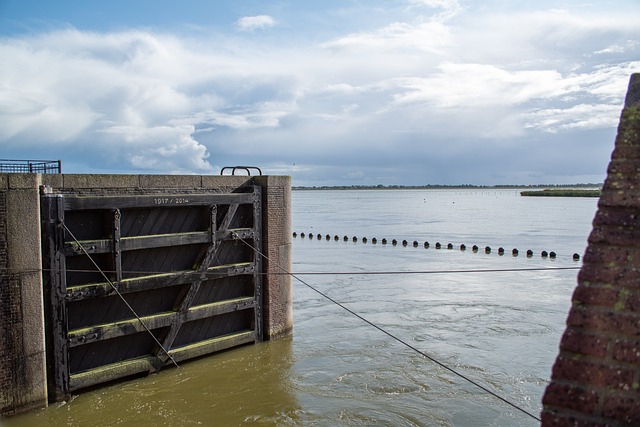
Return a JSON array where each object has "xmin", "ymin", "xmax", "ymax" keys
[
  {"xmin": 520, "ymin": 189, "xmax": 602, "ymax": 197},
  {"xmin": 292, "ymin": 184, "xmax": 603, "ymax": 191}
]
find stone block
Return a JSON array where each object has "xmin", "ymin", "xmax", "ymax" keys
[
  {"xmin": 138, "ymin": 174, "xmax": 201, "ymax": 189},
  {"xmin": 62, "ymin": 174, "xmax": 139, "ymax": 189}
]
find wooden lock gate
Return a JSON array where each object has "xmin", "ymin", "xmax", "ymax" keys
[{"xmin": 40, "ymin": 186, "xmax": 263, "ymax": 400}]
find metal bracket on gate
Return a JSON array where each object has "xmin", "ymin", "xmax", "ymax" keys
[{"xmin": 220, "ymin": 166, "xmax": 262, "ymax": 176}]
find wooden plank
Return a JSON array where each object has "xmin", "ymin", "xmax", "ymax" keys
[
  {"xmin": 69, "ymin": 330, "xmax": 255, "ymax": 391},
  {"xmin": 67, "ymin": 297, "xmax": 255, "ymax": 347},
  {"xmin": 41, "ymin": 194, "xmax": 72, "ymax": 398},
  {"xmin": 64, "ymin": 193, "xmax": 258, "ymax": 210},
  {"xmin": 186, "ymin": 297, "xmax": 255, "ymax": 322},
  {"xmin": 69, "ymin": 356, "xmax": 156, "ymax": 391},
  {"xmin": 122, "ymin": 232, "xmax": 210, "ymax": 251},
  {"xmin": 63, "ymin": 239, "xmax": 112, "ymax": 256},
  {"xmin": 63, "ymin": 232, "xmax": 212, "ymax": 256},
  {"xmin": 170, "ymin": 330, "xmax": 256, "ymax": 363},
  {"xmin": 65, "ymin": 264, "xmax": 253, "ymax": 299},
  {"xmin": 252, "ymin": 190, "xmax": 264, "ymax": 341}
]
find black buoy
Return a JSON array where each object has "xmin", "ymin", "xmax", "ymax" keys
[
  {"xmin": 309, "ymin": 233, "xmax": 314, "ymax": 239},
  {"xmin": 549, "ymin": 251, "xmax": 557, "ymax": 259},
  {"xmin": 498, "ymin": 247, "xmax": 504, "ymax": 255},
  {"xmin": 472, "ymin": 245, "xmax": 479, "ymax": 252},
  {"xmin": 372, "ymin": 238, "xmax": 377, "ymax": 244},
  {"xmin": 402, "ymin": 240, "xmax": 408, "ymax": 246},
  {"xmin": 293, "ymin": 232, "xmax": 297, "ymax": 238},
  {"xmin": 573, "ymin": 253, "xmax": 580, "ymax": 261},
  {"xmin": 526, "ymin": 249, "xmax": 533, "ymax": 257},
  {"xmin": 447, "ymin": 243, "xmax": 453, "ymax": 250},
  {"xmin": 512, "ymin": 248, "xmax": 519, "ymax": 256},
  {"xmin": 362, "ymin": 237, "xmax": 368, "ymax": 243},
  {"xmin": 344, "ymin": 235, "xmax": 348, "ymax": 241},
  {"xmin": 541, "ymin": 251, "xmax": 548, "ymax": 258},
  {"xmin": 392, "ymin": 239, "xmax": 398, "ymax": 246},
  {"xmin": 317, "ymin": 233, "xmax": 322, "ymax": 240},
  {"xmin": 435, "ymin": 242, "xmax": 442, "ymax": 249},
  {"xmin": 460, "ymin": 244, "xmax": 466, "ymax": 251},
  {"xmin": 326, "ymin": 234, "xmax": 330, "ymax": 240},
  {"xmin": 413, "ymin": 241, "xmax": 419, "ymax": 247},
  {"xmin": 353, "ymin": 236, "xmax": 358, "ymax": 242},
  {"xmin": 382, "ymin": 238, "xmax": 388, "ymax": 245},
  {"xmin": 424, "ymin": 241, "xmax": 430, "ymax": 248},
  {"xmin": 485, "ymin": 246, "xmax": 491, "ymax": 254},
  {"xmin": 301, "ymin": 232, "xmax": 305, "ymax": 238},
  {"xmin": 334, "ymin": 235, "xmax": 339, "ymax": 241}
]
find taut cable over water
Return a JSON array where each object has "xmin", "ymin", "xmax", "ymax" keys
[{"xmin": 232, "ymin": 232, "xmax": 543, "ymax": 423}]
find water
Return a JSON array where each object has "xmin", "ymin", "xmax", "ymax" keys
[{"xmin": 3, "ymin": 189, "xmax": 599, "ymax": 426}]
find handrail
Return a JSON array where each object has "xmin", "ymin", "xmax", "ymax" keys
[
  {"xmin": 0, "ymin": 159, "xmax": 61, "ymax": 173},
  {"xmin": 220, "ymin": 166, "xmax": 262, "ymax": 176}
]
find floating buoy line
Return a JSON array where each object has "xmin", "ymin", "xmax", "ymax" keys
[
  {"xmin": 234, "ymin": 232, "xmax": 543, "ymax": 423},
  {"xmin": 292, "ymin": 231, "xmax": 581, "ymax": 261}
]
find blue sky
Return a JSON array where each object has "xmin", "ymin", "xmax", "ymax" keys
[{"xmin": 1, "ymin": 0, "xmax": 639, "ymax": 185}]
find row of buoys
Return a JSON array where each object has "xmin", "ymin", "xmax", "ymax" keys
[{"xmin": 292, "ymin": 231, "xmax": 581, "ymax": 261}]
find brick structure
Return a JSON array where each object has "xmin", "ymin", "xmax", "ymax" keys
[
  {"xmin": 254, "ymin": 176, "xmax": 293, "ymax": 339},
  {"xmin": 542, "ymin": 73, "xmax": 640, "ymax": 425}
]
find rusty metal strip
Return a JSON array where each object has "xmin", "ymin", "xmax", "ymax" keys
[{"xmin": 113, "ymin": 209, "xmax": 122, "ymax": 283}]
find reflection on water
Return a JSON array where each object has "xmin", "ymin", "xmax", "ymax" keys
[{"xmin": 3, "ymin": 190, "xmax": 598, "ymax": 426}]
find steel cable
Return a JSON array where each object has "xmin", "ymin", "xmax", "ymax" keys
[{"xmin": 233, "ymin": 232, "xmax": 543, "ymax": 423}]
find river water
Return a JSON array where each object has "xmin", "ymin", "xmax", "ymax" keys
[{"xmin": 3, "ymin": 189, "xmax": 599, "ymax": 427}]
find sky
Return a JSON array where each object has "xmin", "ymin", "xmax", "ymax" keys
[{"xmin": 0, "ymin": 0, "xmax": 639, "ymax": 186}]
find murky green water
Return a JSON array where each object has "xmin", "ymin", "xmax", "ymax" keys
[{"xmin": 3, "ymin": 189, "xmax": 598, "ymax": 426}]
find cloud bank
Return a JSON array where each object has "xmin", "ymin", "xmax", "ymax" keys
[{"xmin": 0, "ymin": 1, "xmax": 638, "ymax": 184}]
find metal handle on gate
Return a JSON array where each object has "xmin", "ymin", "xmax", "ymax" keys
[{"xmin": 220, "ymin": 166, "xmax": 263, "ymax": 176}]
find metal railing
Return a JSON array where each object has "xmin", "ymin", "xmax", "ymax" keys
[{"xmin": 0, "ymin": 159, "xmax": 61, "ymax": 174}]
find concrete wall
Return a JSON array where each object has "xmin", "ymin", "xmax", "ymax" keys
[
  {"xmin": 0, "ymin": 173, "xmax": 292, "ymax": 416},
  {"xmin": 0, "ymin": 174, "xmax": 48, "ymax": 416},
  {"xmin": 542, "ymin": 74, "xmax": 640, "ymax": 425}
]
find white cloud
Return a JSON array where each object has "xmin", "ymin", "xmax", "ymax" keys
[
  {"xmin": 0, "ymin": 1, "xmax": 638, "ymax": 183},
  {"xmin": 235, "ymin": 15, "xmax": 276, "ymax": 32},
  {"xmin": 321, "ymin": 21, "xmax": 452, "ymax": 54},
  {"xmin": 524, "ymin": 104, "xmax": 623, "ymax": 133}
]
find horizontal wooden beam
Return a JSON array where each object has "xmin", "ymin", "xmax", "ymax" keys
[
  {"xmin": 67, "ymin": 297, "xmax": 256, "ymax": 347},
  {"xmin": 69, "ymin": 356, "xmax": 156, "ymax": 391},
  {"xmin": 63, "ymin": 231, "xmax": 211, "ymax": 256},
  {"xmin": 170, "ymin": 330, "xmax": 256, "ymax": 363},
  {"xmin": 68, "ymin": 330, "xmax": 256, "ymax": 391},
  {"xmin": 62, "ymin": 229, "xmax": 256, "ymax": 256},
  {"xmin": 65, "ymin": 262, "xmax": 256, "ymax": 301}
]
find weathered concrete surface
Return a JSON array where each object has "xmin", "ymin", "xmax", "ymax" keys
[
  {"xmin": 0, "ymin": 173, "xmax": 48, "ymax": 416},
  {"xmin": 1, "ymin": 173, "xmax": 292, "ymax": 416},
  {"xmin": 542, "ymin": 74, "xmax": 640, "ymax": 425},
  {"xmin": 255, "ymin": 176, "xmax": 293, "ymax": 339}
]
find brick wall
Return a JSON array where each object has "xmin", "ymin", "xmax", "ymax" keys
[
  {"xmin": 255, "ymin": 176, "xmax": 293, "ymax": 339},
  {"xmin": 542, "ymin": 73, "xmax": 640, "ymax": 425}
]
